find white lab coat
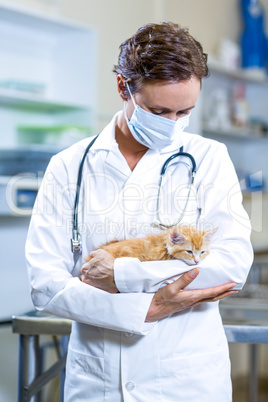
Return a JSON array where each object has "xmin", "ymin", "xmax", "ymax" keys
[{"xmin": 26, "ymin": 111, "xmax": 253, "ymax": 401}]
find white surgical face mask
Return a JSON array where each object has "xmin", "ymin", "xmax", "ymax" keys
[{"xmin": 124, "ymin": 83, "xmax": 190, "ymax": 149}]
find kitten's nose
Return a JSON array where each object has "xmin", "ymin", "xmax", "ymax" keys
[{"xmin": 194, "ymin": 259, "xmax": 200, "ymax": 264}]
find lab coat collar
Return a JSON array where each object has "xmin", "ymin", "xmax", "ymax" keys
[
  {"xmin": 90, "ymin": 111, "xmax": 131, "ymax": 177},
  {"xmin": 90, "ymin": 111, "xmax": 185, "ymax": 155},
  {"xmin": 158, "ymin": 136, "xmax": 185, "ymax": 155},
  {"xmin": 89, "ymin": 111, "xmax": 122, "ymax": 152},
  {"xmin": 91, "ymin": 111, "xmax": 186, "ymax": 178},
  {"xmin": 87, "ymin": 111, "xmax": 186, "ymax": 178}
]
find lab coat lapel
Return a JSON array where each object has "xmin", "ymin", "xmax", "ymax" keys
[
  {"xmin": 89, "ymin": 111, "xmax": 131, "ymax": 178},
  {"xmin": 158, "ymin": 134, "xmax": 184, "ymax": 155},
  {"xmin": 129, "ymin": 134, "xmax": 185, "ymax": 180},
  {"xmin": 127, "ymin": 149, "xmax": 161, "ymax": 180},
  {"xmin": 90, "ymin": 110, "xmax": 186, "ymax": 178},
  {"xmin": 104, "ymin": 146, "xmax": 131, "ymax": 177},
  {"xmin": 104, "ymin": 147, "xmax": 160, "ymax": 179}
]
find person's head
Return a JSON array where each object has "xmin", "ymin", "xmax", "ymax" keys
[{"xmin": 114, "ymin": 21, "xmax": 209, "ymax": 98}]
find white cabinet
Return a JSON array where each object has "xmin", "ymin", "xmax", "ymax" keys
[{"xmin": 0, "ymin": 3, "xmax": 97, "ymax": 147}]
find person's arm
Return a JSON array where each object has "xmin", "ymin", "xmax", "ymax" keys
[
  {"xmin": 26, "ymin": 154, "xmax": 155, "ymax": 335},
  {"xmin": 85, "ymin": 142, "xmax": 253, "ymax": 294},
  {"xmin": 27, "ymin": 151, "xmax": 238, "ymax": 331}
]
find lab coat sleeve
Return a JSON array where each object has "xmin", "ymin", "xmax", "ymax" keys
[
  {"xmin": 26, "ymin": 154, "xmax": 155, "ymax": 335},
  {"xmin": 114, "ymin": 142, "xmax": 253, "ymax": 293}
]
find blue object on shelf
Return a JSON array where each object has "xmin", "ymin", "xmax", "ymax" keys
[
  {"xmin": 16, "ymin": 189, "xmax": 38, "ymax": 209},
  {"xmin": 240, "ymin": 0, "xmax": 268, "ymax": 69},
  {"xmin": 245, "ymin": 170, "xmax": 265, "ymax": 192}
]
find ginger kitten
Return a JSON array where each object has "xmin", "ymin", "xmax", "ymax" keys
[{"xmin": 86, "ymin": 226, "xmax": 217, "ymax": 265}]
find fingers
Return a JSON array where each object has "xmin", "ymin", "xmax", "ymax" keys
[
  {"xmin": 88, "ymin": 251, "xmax": 96, "ymax": 258},
  {"xmin": 189, "ymin": 290, "xmax": 238, "ymax": 310},
  {"xmin": 196, "ymin": 281, "xmax": 237, "ymax": 301},
  {"xmin": 86, "ymin": 249, "xmax": 103, "ymax": 260},
  {"xmin": 166, "ymin": 270, "xmax": 237, "ymax": 306},
  {"xmin": 205, "ymin": 289, "xmax": 238, "ymax": 303},
  {"xmin": 169, "ymin": 268, "xmax": 200, "ymax": 292},
  {"xmin": 82, "ymin": 252, "xmax": 99, "ymax": 272}
]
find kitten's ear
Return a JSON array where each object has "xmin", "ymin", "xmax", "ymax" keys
[
  {"xmin": 204, "ymin": 227, "xmax": 218, "ymax": 243},
  {"xmin": 169, "ymin": 231, "xmax": 186, "ymax": 245}
]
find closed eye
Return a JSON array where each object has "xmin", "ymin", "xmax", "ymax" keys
[
  {"xmin": 201, "ymin": 251, "xmax": 206, "ymax": 254},
  {"xmin": 177, "ymin": 110, "xmax": 191, "ymax": 117},
  {"xmin": 151, "ymin": 109, "xmax": 169, "ymax": 116},
  {"xmin": 150, "ymin": 106, "xmax": 194, "ymax": 117}
]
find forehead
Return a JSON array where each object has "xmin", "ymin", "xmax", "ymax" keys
[
  {"xmin": 192, "ymin": 235, "xmax": 205, "ymax": 249},
  {"xmin": 135, "ymin": 78, "xmax": 201, "ymax": 110}
]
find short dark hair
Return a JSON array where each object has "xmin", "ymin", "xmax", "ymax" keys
[{"xmin": 114, "ymin": 22, "xmax": 209, "ymax": 97}]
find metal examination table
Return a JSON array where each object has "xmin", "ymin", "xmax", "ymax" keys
[
  {"xmin": 12, "ymin": 312, "xmax": 71, "ymax": 402},
  {"xmin": 220, "ymin": 284, "xmax": 268, "ymax": 402},
  {"xmin": 13, "ymin": 284, "xmax": 268, "ymax": 402}
]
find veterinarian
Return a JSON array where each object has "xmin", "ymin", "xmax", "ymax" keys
[{"xmin": 26, "ymin": 22, "xmax": 253, "ymax": 401}]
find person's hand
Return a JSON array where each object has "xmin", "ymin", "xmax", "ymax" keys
[
  {"xmin": 80, "ymin": 249, "xmax": 118, "ymax": 293},
  {"xmin": 146, "ymin": 268, "xmax": 237, "ymax": 322}
]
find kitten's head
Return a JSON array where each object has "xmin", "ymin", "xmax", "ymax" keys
[{"xmin": 166, "ymin": 226, "xmax": 218, "ymax": 265}]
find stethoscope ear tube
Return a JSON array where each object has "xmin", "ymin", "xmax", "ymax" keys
[
  {"xmin": 160, "ymin": 146, "xmax": 196, "ymax": 176},
  {"xmin": 155, "ymin": 146, "xmax": 197, "ymax": 229},
  {"xmin": 71, "ymin": 135, "xmax": 99, "ymax": 254}
]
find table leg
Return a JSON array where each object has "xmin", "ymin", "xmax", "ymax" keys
[
  {"xmin": 249, "ymin": 344, "xmax": 258, "ymax": 402},
  {"xmin": 17, "ymin": 334, "xmax": 39, "ymax": 402}
]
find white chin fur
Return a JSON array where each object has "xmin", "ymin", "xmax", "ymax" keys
[{"xmin": 182, "ymin": 259, "xmax": 196, "ymax": 266}]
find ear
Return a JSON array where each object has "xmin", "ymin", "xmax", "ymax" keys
[
  {"xmin": 204, "ymin": 227, "xmax": 218, "ymax": 243},
  {"xmin": 169, "ymin": 231, "xmax": 186, "ymax": 245},
  {"xmin": 117, "ymin": 74, "xmax": 128, "ymax": 101}
]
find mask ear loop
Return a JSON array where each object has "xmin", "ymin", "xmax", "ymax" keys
[
  {"xmin": 125, "ymin": 81, "xmax": 137, "ymax": 108},
  {"xmin": 124, "ymin": 81, "xmax": 138, "ymax": 126}
]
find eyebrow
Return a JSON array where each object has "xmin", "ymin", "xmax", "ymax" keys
[{"xmin": 149, "ymin": 105, "xmax": 195, "ymax": 113}]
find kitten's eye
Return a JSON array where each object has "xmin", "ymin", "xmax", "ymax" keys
[
  {"xmin": 201, "ymin": 251, "xmax": 206, "ymax": 254},
  {"xmin": 186, "ymin": 250, "xmax": 193, "ymax": 254}
]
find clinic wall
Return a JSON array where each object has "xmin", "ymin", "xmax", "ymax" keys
[
  {"xmin": 2, "ymin": 0, "xmax": 268, "ymax": 389},
  {"xmin": 59, "ymin": 0, "xmax": 158, "ymax": 130},
  {"xmin": 1, "ymin": 0, "xmax": 259, "ymax": 131},
  {"xmin": 163, "ymin": 0, "xmax": 241, "ymax": 54},
  {"xmin": 59, "ymin": 0, "xmax": 268, "ymax": 131}
]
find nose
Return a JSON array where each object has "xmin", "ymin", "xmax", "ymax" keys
[
  {"xmin": 165, "ymin": 113, "xmax": 178, "ymax": 121},
  {"xmin": 194, "ymin": 259, "xmax": 200, "ymax": 264}
]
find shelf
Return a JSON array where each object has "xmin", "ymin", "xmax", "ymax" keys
[
  {"xmin": 0, "ymin": 2, "xmax": 96, "ymax": 148},
  {"xmin": 0, "ymin": 89, "xmax": 90, "ymax": 112},
  {"xmin": 202, "ymin": 126, "xmax": 268, "ymax": 140},
  {"xmin": 0, "ymin": 1, "xmax": 92, "ymax": 35},
  {"xmin": 208, "ymin": 57, "xmax": 268, "ymax": 85}
]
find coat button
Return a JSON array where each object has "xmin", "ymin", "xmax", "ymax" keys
[
  {"xmin": 125, "ymin": 381, "xmax": 135, "ymax": 392},
  {"xmin": 129, "ymin": 228, "xmax": 137, "ymax": 237},
  {"xmin": 124, "ymin": 332, "xmax": 134, "ymax": 337}
]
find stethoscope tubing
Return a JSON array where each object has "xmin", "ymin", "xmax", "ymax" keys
[
  {"xmin": 71, "ymin": 137, "xmax": 196, "ymax": 253},
  {"xmin": 71, "ymin": 135, "xmax": 99, "ymax": 253},
  {"xmin": 156, "ymin": 147, "xmax": 196, "ymax": 228},
  {"xmin": 160, "ymin": 146, "xmax": 196, "ymax": 177}
]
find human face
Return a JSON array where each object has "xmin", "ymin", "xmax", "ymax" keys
[{"xmin": 124, "ymin": 77, "xmax": 201, "ymax": 122}]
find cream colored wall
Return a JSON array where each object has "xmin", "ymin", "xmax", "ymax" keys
[
  {"xmin": 2, "ymin": 0, "xmax": 268, "ymax": 391},
  {"xmin": 163, "ymin": 0, "xmax": 241, "ymax": 53},
  {"xmin": 3, "ymin": 0, "xmax": 263, "ymax": 130},
  {"xmin": 60, "ymin": 0, "xmax": 158, "ymax": 129}
]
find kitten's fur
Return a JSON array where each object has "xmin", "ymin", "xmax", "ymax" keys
[{"xmin": 86, "ymin": 226, "xmax": 217, "ymax": 265}]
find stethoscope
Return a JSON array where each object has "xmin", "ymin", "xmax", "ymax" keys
[{"xmin": 71, "ymin": 135, "xmax": 196, "ymax": 254}]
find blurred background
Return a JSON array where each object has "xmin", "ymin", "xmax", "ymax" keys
[{"xmin": 1, "ymin": 0, "xmax": 268, "ymax": 401}]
